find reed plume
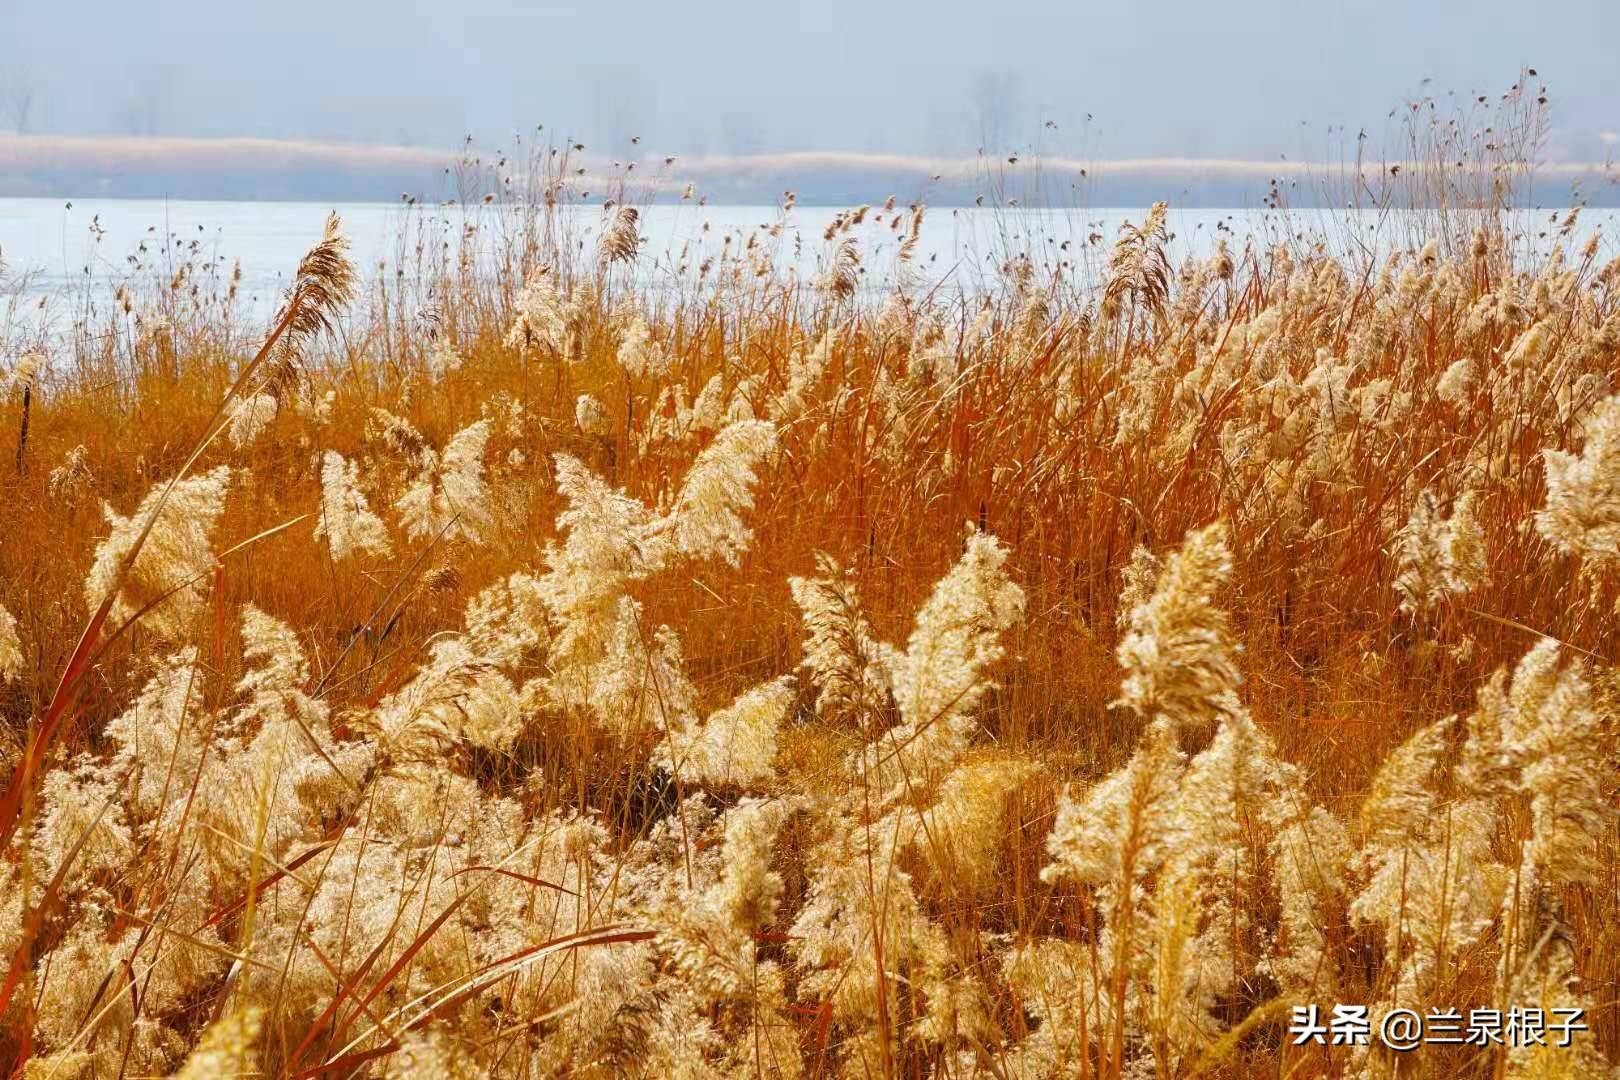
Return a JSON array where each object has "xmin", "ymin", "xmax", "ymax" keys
[
  {"xmin": 0, "ymin": 604, "xmax": 20, "ymax": 683},
  {"xmin": 598, "ymin": 205, "xmax": 641, "ymax": 271}
]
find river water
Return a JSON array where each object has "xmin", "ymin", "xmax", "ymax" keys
[{"xmin": 1, "ymin": 197, "xmax": 1609, "ymax": 332}]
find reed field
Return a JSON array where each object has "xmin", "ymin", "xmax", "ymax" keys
[{"xmin": 2, "ymin": 81, "xmax": 1620, "ymax": 1078}]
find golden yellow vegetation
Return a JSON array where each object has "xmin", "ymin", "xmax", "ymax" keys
[{"xmin": 1, "ymin": 91, "xmax": 1618, "ymax": 1078}]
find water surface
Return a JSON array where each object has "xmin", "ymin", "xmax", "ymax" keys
[{"xmin": 1, "ymin": 197, "xmax": 1608, "ymax": 330}]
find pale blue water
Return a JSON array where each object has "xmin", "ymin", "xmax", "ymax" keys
[{"xmin": 1, "ymin": 197, "xmax": 1611, "ymax": 330}]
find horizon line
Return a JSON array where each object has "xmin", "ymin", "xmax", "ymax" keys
[{"xmin": 2, "ymin": 132, "xmax": 1614, "ymax": 205}]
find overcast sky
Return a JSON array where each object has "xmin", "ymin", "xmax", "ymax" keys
[{"xmin": 3, "ymin": 0, "xmax": 1617, "ymax": 163}]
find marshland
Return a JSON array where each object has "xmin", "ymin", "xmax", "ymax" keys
[{"xmin": 2, "ymin": 64, "xmax": 1620, "ymax": 1080}]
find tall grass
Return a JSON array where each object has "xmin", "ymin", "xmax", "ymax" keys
[{"xmin": 0, "ymin": 76, "xmax": 1617, "ymax": 1078}]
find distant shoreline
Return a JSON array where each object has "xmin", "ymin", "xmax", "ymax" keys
[{"xmin": 2, "ymin": 132, "xmax": 1614, "ymax": 207}]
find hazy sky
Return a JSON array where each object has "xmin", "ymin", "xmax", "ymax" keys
[{"xmin": 4, "ymin": 0, "xmax": 1618, "ymax": 162}]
